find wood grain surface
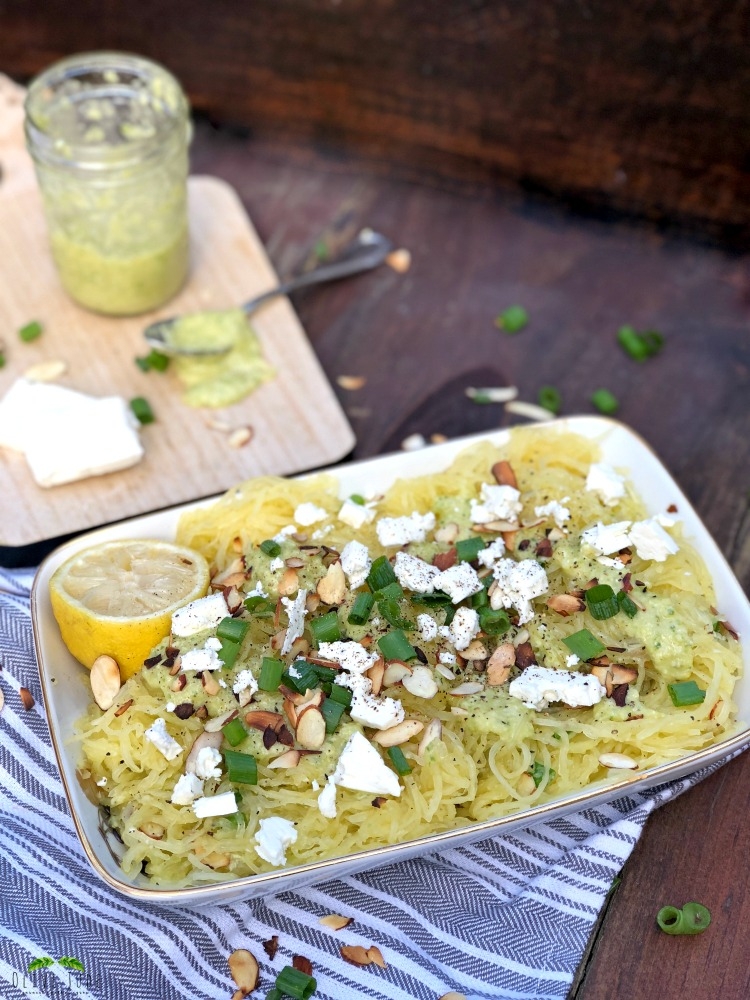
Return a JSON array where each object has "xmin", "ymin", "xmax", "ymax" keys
[{"xmin": 1, "ymin": 1, "xmax": 749, "ymax": 241}]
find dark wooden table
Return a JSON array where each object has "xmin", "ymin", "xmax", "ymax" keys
[{"xmin": 189, "ymin": 120, "xmax": 750, "ymax": 999}]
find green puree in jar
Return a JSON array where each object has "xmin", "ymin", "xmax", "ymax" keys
[{"xmin": 171, "ymin": 308, "xmax": 275, "ymax": 408}]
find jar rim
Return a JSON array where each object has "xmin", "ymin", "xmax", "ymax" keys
[{"xmin": 25, "ymin": 50, "xmax": 190, "ymax": 172}]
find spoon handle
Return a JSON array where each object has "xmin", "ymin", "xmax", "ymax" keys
[{"xmin": 242, "ymin": 230, "xmax": 393, "ymax": 317}]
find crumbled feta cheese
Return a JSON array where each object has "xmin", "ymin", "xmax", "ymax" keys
[
  {"xmin": 402, "ymin": 665, "xmax": 439, "ymax": 699},
  {"xmin": 376, "ymin": 511, "xmax": 436, "ymax": 546},
  {"xmin": 417, "ymin": 613, "xmax": 438, "ymax": 642},
  {"xmin": 171, "ymin": 592, "xmax": 229, "ymax": 637},
  {"xmin": 272, "ymin": 525, "xmax": 297, "ymax": 544},
  {"xmin": 394, "ymin": 551, "xmax": 439, "ymax": 593},
  {"xmin": 565, "ymin": 653, "xmax": 581, "ymax": 668},
  {"xmin": 490, "ymin": 559, "xmax": 549, "ymax": 624},
  {"xmin": 338, "ymin": 498, "xmax": 376, "ymax": 529},
  {"xmin": 144, "ymin": 718, "xmax": 182, "ymax": 761},
  {"xmin": 269, "ymin": 557, "xmax": 284, "ymax": 572},
  {"xmin": 205, "ymin": 637, "xmax": 222, "ymax": 652},
  {"xmin": 332, "ymin": 731, "xmax": 402, "ymax": 797},
  {"xmin": 433, "ymin": 563, "xmax": 483, "ymax": 603},
  {"xmin": 534, "ymin": 498, "xmax": 571, "ymax": 529},
  {"xmin": 192, "ymin": 790, "xmax": 238, "ymax": 819},
  {"xmin": 628, "ymin": 518, "xmax": 679, "ymax": 562},
  {"xmin": 470, "ymin": 483, "xmax": 522, "ymax": 524},
  {"xmin": 439, "ymin": 650, "xmax": 456, "ymax": 665},
  {"xmin": 448, "ymin": 606, "xmax": 480, "ymax": 651},
  {"xmin": 581, "ymin": 521, "xmax": 632, "ymax": 555},
  {"xmin": 294, "ymin": 502, "xmax": 328, "ymax": 526},
  {"xmin": 180, "ymin": 645, "xmax": 223, "ymax": 672},
  {"xmin": 171, "ymin": 772, "xmax": 204, "ymax": 805},
  {"xmin": 317, "ymin": 777, "xmax": 338, "ymax": 819},
  {"xmin": 508, "ymin": 665, "xmax": 605, "ymax": 711},
  {"xmin": 254, "ymin": 816, "xmax": 298, "ymax": 866},
  {"xmin": 96, "ymin": 776, "xmax": 108, "ymax": 787},
  {"xmin": 477, "ymin": 537, "xmax": 506, "ymax": 568},
  {"xmin": 280, "ymin": 589, "xmax": 308, "ymax": 656},
  {"xmin": 318, "ymin": 640, "xmax": 378, "ymax": 675},
  {"xmin": 598, "ymin": 556, "xmax": 625, "ymax": 568},
  {"xmin": 311, "ymin": 525, "xmax": 333, "ymax": 540},
  {"xmin": 193, "ymin": 746, "xmax": 223, "ymax": 780},
  {"xmin": 586, "ymin": 463, "xmax": 626, "ymax": 506},
  {"xmin": 165, "ymin": 702, "xmax": 176, "ymax": 712},
  {"xmin": 233, "ymin": 669, "xmax": 258, "ymax": 698},
  {"xmin": 340, "ymin": 540, "xmax": 372, "ymax": 589},
  {"xmin": 336, "ymin": 671, "xmax": 405, "ymax": 730},
  {"xmin": 245, "ymin": 580, "xmax": 268, "ymax": 599}
]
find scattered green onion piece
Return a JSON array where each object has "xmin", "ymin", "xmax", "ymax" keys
[
  {"xmin": 585, "ymin": 583, "xmax": 620, "ymax": 620},
  {"xmin": 223, "ymin": 749, "xmax": 258, "ymax": 784},
  {"xmin": 313, "ymin": 663, "xmax": 339, "ymax": 684},
  {"xmin": 367, "ymin": 555, "xmax": 397, "ymax": 592},
  {"xmin": 135, "ymin": 349, "xmax": 170, "ymax": 373},
  {"xmin": 529, "ymin": 760, "xmax": 556, "ymax": 788},
  {"xmin": 495, "ymin": 305, "xmax": 528, "ymax": 333},
  {"xmin": 18, "ymin": 320, "xmax": 43, "ymax": 342},
  {"xmin": 130, "ymin": 396, "xmax": 155, "ymax": 425},
  {"xmin": 329, "ymin": 684, "xmax": 353, "ymax": 707},
  {"xmin": 456, "ymin": 536, "xmax": 485, "ymax": 563},
  {"xmin": 667, "ymin": 680, "xmax": 706, "ymax": 707},
  {"xmin": 348, "ymin": 591, "xmax": 375, "ymax": 625},
  {"xmin": 617, "ymin": 325, "xmax": 664, "ymax": 362},
  {"xmin": 412, "ymin": 590, "xmax": 452, "ymax": 606},
  {"xmin": 377, "ymin": 597, "xmax": 410, "ymax": 629},
  {"xmin": 656, "ymin": 902, "xmax": 710, "ymax": 935},
  {"xmin": 375, "ymin": 580, "xmax": 404, "ymax": 601},
  {"xmin": 320, "ymin": 697, "xmax": 347, "ymax": 734},
  {"xmin": 442, "ymin": 604, "xmax": 457, "ymax": 627},
  {"xmin": 135, "ymin": 356, "xmax": 151, "ymax": 373},
  {"xmin": 591, "ymin": 388, "xmax": 619, "ymax": 415},
  {"xmin": 472, "ymin": 588, "xmax": 489, "ymax": 609},
  {"xmin": 243, "ymin": 596, "xmax": 275, "ymax": 617},
  {"xmin": 266, "ymin": 990, "xmax": 283, "ymax": 1000},
  {"xmin": 478, "ymin": 606, "xmax": 510, "ymax": 636},
  {"xmin": 217, "ymin": 617, "xmax": 249, "ymax": 644},
  {"xmin": 218, "ymin": 639, "xmax": 241, "ymax": 669},
  {"xmin": 378, "ymin": 629, "xmax": 417, "ymax": 661},
  {"xmin": 349, "ymin": 493, "xmax": 366, "ymax": 505},
  {"xmin": 387, "ymin": 746, "xmax": 412, "ymax": 776},
  {"xmin": 275, "ymin": 965, "xmax": 317, "ymax": 1000},
  {"xmin": 258, "ymin": 657, "xmax": 284, "ymax": 691},
  {"xmin": 563, "ymin": 629, "xmax": 606, "ymax": 661},
  {"xmin": 642, "ymin": 329, "xmax": 664, "ymax": 354},
  {"xmin": 469, "ymin": 390, "xmax": 492, "ymax": 405},
  {"xmin": 260, "ymin": 539, "xmax": 281, "ymax": 557},
  {"xmin": 309, "ymin": 611, "xmax": 341, "ymax": 647},
  {"xmin": 538, "ymin": 385, "xmax": 562, "ymax": 415},
  {"xmin": 617, "ymin": 590, "xmax": 638, "ymax": 618},
  {"xmin": 0, "ymin": 352, "xmax": 5, "ymax": 368},
  {"xmin": 222, "ymin": 718, "xmax": 247, "ymax": 747},
  {"xmin": 282, "ymin": 662, "xmax": 320, "ymax": 694}
]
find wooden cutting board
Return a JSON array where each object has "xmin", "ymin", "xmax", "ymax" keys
[{"xmin": 0, "ymin": 176, "xmax": 355, "ymax": 547}]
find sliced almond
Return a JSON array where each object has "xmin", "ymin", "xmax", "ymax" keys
[
  {"xmin": 270, "ymin": 628, "xmax": 287, "ymax": 652},
  {"xmin": 0, "ymin": 689, "xmax": 4, "ymax": 713},
  {"xmin": 435, "ymin": 662, "xmax": 455, "ymax": 680},
  {"xmin": 336, "ymin": 374, "xmax": 367, "ymax": 390},
  {"xmin": 245, "ymin": 710, "xmax": 285, "ymax": 732},
  {"xmin": 204, "ymin": 851, "xmax": 231, "ymax": 869},
  {"xmin": 238, "ymin": 688, "xmax": 254, "ymax": 708},
  {"xmin": 285, "ymin": 556, "xmax": 305, "ymax": 569},
  {"xmin": 201, "ymin": 670, "xmax": 220, "ymax": 696},
  {"xmin": 305, "ymin": 593, "xmax": 322, "ymax": 614},
  {"xmin": 186, "ymin": 730, "xmax": 223, "ymax": 773},
  {"xmin": 501, "ymin": 529, "xmax": 517, "ymax": 552},
  {"xmin": 24, "ymin": 358, "xmax": 67, "ymax": 382},
  {"xmin": 367, "ymin": 945, "xmax": 387, "ymax": 968},
  {"xmin": 268, "ymin": 749, "xmax": 301, "ymax": 769},
  {"xmin": 449, "ymin": 681, "xmax": 484, "ymax": 696},
  {"xmin": 296, "ymin": 689, "xmax": 324, "ymax": 714},
  {"xmin": 287, "ymin": 637, "xmax": 310, "ymax": 661},
  {"xmin": 292, "ymin": 955, "xmax": 313, "ymax": 976},
  {"xmin": 709, "ymin": 700, "xmax": 724, "ymax": 721},
  {"xmin": 599, "ymin": 752, "xmax": 637, "ymax": 770},
  {"xmin": 139, "ymin": 821, "xmax": 165, "ymax": 840},
  {"xmin": 296, "ymin": 706, "xmax": 327, "ymax": 750},
  {"xmin": 402, "ymin": 665, "xmax": 438, "ymax": 699},
  {"xmin": 451, "ymin": 706, "xmax": 470, "ymax": 717},
  {"xmin": 492, "ymin": 460, "xmax": 517, "ymax": 488},
  {"xmin": 211, "ymin": 557, "xmax": 247, "ymax": 587},
  {"xmin": 317, "ymin": 561, "xmax": 347, "ymax": 605},
  {"xmin": 114, "ymin": 699, "xmax": 134, "ymax": 717},
  {"xmin": 418, "ymin": 718, "xmax": 442, "ymax": 759},
  {"xmin": 90, "ymin": 655, "xmax": 121, "ymax": 711},
  {"xmin": 228, "ymin": 948, "xmax": 260, "ymax": 995},
  {"xmin": 340, "ymin": 944, "xmax": 372, "ymax": 966},
  {"xmin": 590, "ymin": 666, "xmax": 613, "ymax": 697},
  {"xmin": 610, "ymin": 665, "xmax": 638, "ymax": 685},
  {"xmin": 367, "ymin": 658, "xmax": 385, "ymax": 696},
  {"xmin": 372, "ymin": 718, "xmax": 424, "ymax": 747},
  {"xmin": 431, "ymin": 433, "xmax": 448, "ymax": 444},
  {"xmin": 434, "ymin": 522, "xmax": 459, "ymax": 545},
  {"xmin": 170, "ymin": 674, "xmax": 187, "ymax": 692},
  {"xmin": 439, "ymin": 994, "xmax": 468, "ymax": 1000},
  {"xmin": 19, "ymin": 687, "xmax": 35, "ymax": 710},
  {"xmin": 383, "ymin": 661, "xmax": 412, "ymax": 686},
  {"xmin": 486, "ymin": 642, "xmax": 515, "ymax": 686},
  {"xmin": 547, "ymin": 594, "xmax": 585, "ymax": 617},
  {"xmin": 320, "ymin": 914, "xmax": 353, "ymax": 931},
  {"xmin": 517, "ymin": 772, "xmax": 537, "ymax": 797},
  {"xmin": 386, "ymin": 247, "xmax": 411, "ymax": 272},
  {"xmin": 432, "ymin": 548, "xmax": 457, "ymax": 571},
  {"xmin": 473, "ymin": 519, "xmax": 520, "ymax": 533},
  {"xmin": 278, "ymin": 568, "xmax": 300, "ymax": 596},
  {"xmin": 228, "ymin": 426, "xmax": 253, "ymax": 449},
  {"xmin": 462, "ymin": 639, "xmax": 488, "ymax": 661},
  {"xmin": 232, "ymin": 536, "xmax": 243, "ymax": 553},
  {"xmin": 204, "ymin": 707, "xmax": 239, "ymax": 732}
]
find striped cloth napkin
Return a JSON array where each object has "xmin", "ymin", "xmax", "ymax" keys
[{"xmin": 0, "ymin": 567, "xmax": 734, "ymax": 1000}]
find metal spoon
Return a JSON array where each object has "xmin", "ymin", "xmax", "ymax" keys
[{"xmin": 143, "ymin": 228, "xmax": 393, "ymax": 356}]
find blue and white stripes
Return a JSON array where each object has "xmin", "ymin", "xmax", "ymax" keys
[{"xmin": 0, "ymin": 570, "xmax": 733, "ymax": 1000}]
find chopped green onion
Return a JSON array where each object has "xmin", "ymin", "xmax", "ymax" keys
[
  {"xmin": 478, "ymin": 606, "xmax": 510, "ymax": 636},
  {"xmin": 243, "ymin": 596, "xmax": 275, "ymax": 617},
  {"xmin": 349, "ymin": 494, "xmax": 366, "ymax": 505},
  {"xmin": 367, "ymin": 555, "xmax": 397, "ymax": 592},
  {"xmin": 412, "ymin": 590, "xmax": 452, "ymax": 606},
  {"xmin": 617, "ymin": 590, "xmax": 638, "ymax": 618},
  {"xmin": 266, "ymin": 989, "xmax": 283, "ymax": 1000},
  {"xmin": 538, "ymin": 385, "xmax": 562, "ymax": 415},
  {"xmin": 617, "ymin": 324, "xmax": 664, "ymax": 362},
  {"xmin": 309, "ymin": 611, "xmax": 341, "ymax": 647},
  {"xmin": 222, "ymin": 718, "xmax": 247, "ymax": 747},
  {"xmin": 0, "ymin": 352, "xmax": 5, "ymax": 368},
  {"xmin": 656, "ymin": 902, "xmax": 710, "ymax": 935},
  {"xmin": 275, "ymin": 965, "xmax": 317, "ymax": 1000},
  {"xmin": 348, "ymin": 591, "xmax": 375, "ymax": 625},
  {"xmin": 223, "ymin": 749, "xmax": 257, "ymax": 784},
  {"xmin": 563, "ymin": 628, "xmax": 606, "ymax": 660},
  {"xmin": 667, "ymin": 680, "xmax": 706, "ymax": 707},
  {"xmin": 472, "ymin": 588, "xmax": 489, "ymax": 609},
  {"xmin": 495, "ymin": 305, "xmax": 528, "ymax": 333},
  {"xmin": 591, "ymin": 389, "xmax": 619, "ymax": 415},
  {"xmin": 18, "ymin": 320, "xmax": 43, "ymax": 342},
  {"xmin": 529, "ymin": 760, "xmax": 556, "ymax": 788},
  {"xmin": 282, "ymin": 661, "xmax": 319, "ymax": 694},
  {"xmin": 217, "ymin": 617, "xmax": 249, "ymax": 644},
  {"xmin": 320, "ymin": 697, "xmax": 346, "ymax": 734},
  {"xmin": 442, "ymin": 604, "xmax": 457, "ymax": 627},
  {"xmin": 135, "ymin": 349, "xmax": 170, "ymax": 373},
  {"xmin": 260, "ymin": 539, "xmax": 281, "ymax": 557},
  {"xmin": 130, "ymin": 396, "xmax": 155, "ymax": 425},
  {"xmin": 585, "ymin": 583, "xmax": 620, "ymax": 620},
  {"xmin": 469, "ymin": 390, "xmax": 492, "ymax": 404},
  {"xmin": 329, "ymin": 684, "xmax": 353, "ymax": 707},
  {"xmin": 375, "ymin": 581, "xmax": 404, "ymax": 601},
  {"xmin": 378, "ymin": 629, "xmax": 417, "ymax": 661},
  {"xmin": 259, "ymin": 657, "xmax": 284, "ymax": 691},
  {"xmin": 218, "ymin": 639, "xmax": 241, "ymax": 669},
  {"xmin": 456, "ymin": 536, "xmax": 485, "ymax": 563},
  {"xmin": 387, "ymin": 746, "xmax": 412, "ymax": 775},
  {"xmin": 377, "ymin": 597, "xmax": 410, "ymax": 629}
]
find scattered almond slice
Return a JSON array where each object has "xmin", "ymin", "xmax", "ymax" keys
[
  {"xmin": 336, "ymin": 375, "xmax": 367, "ymax": 390},
  {"xmin": 320, "ymin": 914, "xmax": 353, "ymax": 931},
  {"xmin": 295, "ymin": 706, "xmax": 327, "ymax": 750},
  {"xmin": 382, "ymin": 661, "xmax": 412, "ymax": 686},
  {"xmin": 486, "ymin": 642, "xmax": 515, "ymax": 686},
  {"xmin": 114, "ymin": 698, "xmax": 133, "ymax": 717},
  {"xmin": 401, "ymin": 433, "xmax": 427, "ymax": 451},
  {"xmin": 386, "ymin": 247, "xmax": 411, "ymax": 272},
  {"xmin": 462, "ymin": 639, "xmax": 488, "ymax": 661},
  {"xmin": 228, "ymin": 949, "xmax": 259, "ymax": 996},
  {"xmin": 90, "ymin": 655, "xmax": 120, "ymax": 711},
  {"xmin": 547, "ymin": 594, "xmax": 585, "ymax": 616},
  {"xmin": 517, "ymin": 772, "xmax": 537, "ymax": 797},
  {"xmin": 24, "ymin": 359, "xmax": 67, "ymax": 382},
  {"xmin": 268, "ymin": 749, "xmax": 301, "ymax": 769},
  {"xmin": 185, "ymin": 730, "xmax": 223, "ymax": 773},
  {"xmin": 449, "ymin": 681, "xmax": 484, "ymax": 696},
  {"xmin": 340, "ymin": 944, "xmax": 372, "ymax": 966},
  {"xmin": 19, "ymin": 687, "xmax": 35, "ymax": 710},
  {"xmin": 204, "ymin": 707, "xmax": 239, "ymax": 732},
  {"xmin": 0, "ymin": 689, "xmax": 4, "ymax": 713},
  {"xmin": 418, "ymin": 718, "xmax": 442, "ymax": 759},
  {"xmin": 245, "ymin": 710, "xmax": 285, "ymax": 732},
  {"xmin": 292, "ymin": 955, "xmax": 313, "ymax": 976},
  {"xmin": 139, "ymin": 821, "xmax": 165, "ymax": 840},
  {"xmin": 367, "ymin": 945, "xmax": 387, "ymax": 968},
  {"xmin": 492, "ymin": 460, "xmax": 518, "ymax": 487},
  {"xmin": 465, "ymin": 386, "xmax": 518, "ymax": 404},
  {"xmin": 228, "ymin": 426, "xmax": 253, "ymax": 449},
  {"xmin": 372, "ymin": 719, "xmax": 424, "ymax": 747},
  {"xmin": 201, "ymin": 670, "xmax": 220, "ymax": 696},
  {"xmin": 430, "ymin": 433, "xmax": 448, "ymax": 444},
  {"xmin": 317, "ymin": 561, "xmax": 346, "ymax": 605},
  {"xmin": 505, "ymin": 399, "xmax": 556, "ymax": 422},
  {"xmin": 434, "ymin": 522, "xmax": 459, "ymax": 544},
  {"xmin": 439, "ymin": 992, "xmax": 468, "ymax": 1000},
  {"xmin": 599, "ymin": 752, "xmax": 637, "ymax": 770},
  {"xmin": 206, "ymin": 417, "xmax": 232, "ymax": 432}
]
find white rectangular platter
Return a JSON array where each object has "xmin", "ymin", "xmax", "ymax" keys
[{"xmin": 31, "ymin": 416, "xmax": 750, "ymax": 907}]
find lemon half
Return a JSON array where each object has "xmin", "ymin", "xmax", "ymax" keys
[{"xmin": 50, "ymin": 539, "xmax": 210, "ymax": 680}]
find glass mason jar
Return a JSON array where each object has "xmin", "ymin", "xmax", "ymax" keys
[{"xmin": 25, "ymin": 52, "xmax": 191, "ymax": 316}]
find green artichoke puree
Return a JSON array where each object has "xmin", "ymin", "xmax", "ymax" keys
[{"xmin": 171, "ymin": 309, "xmax": 275, "ymax": 408}]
